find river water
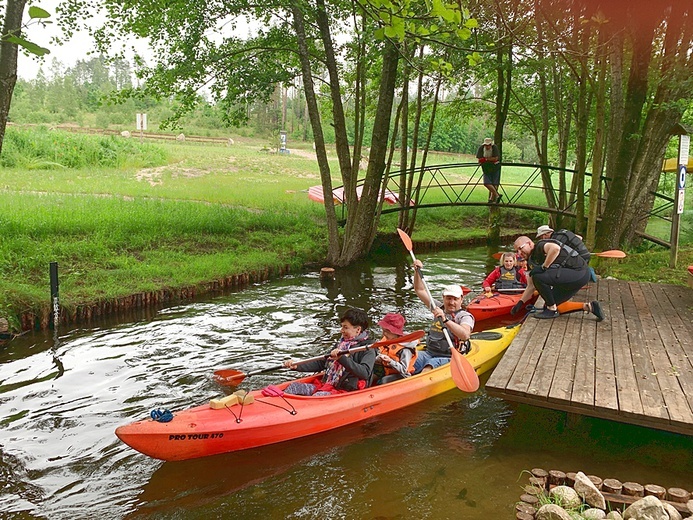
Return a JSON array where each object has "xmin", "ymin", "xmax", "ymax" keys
[{"xmin": 1, "ymin": 247, "xmax": 691, "ymax": 519}]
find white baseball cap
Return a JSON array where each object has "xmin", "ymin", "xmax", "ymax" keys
[{"xmin": 442, "ymin": 285, "xmax": 463, "ymax": 298}]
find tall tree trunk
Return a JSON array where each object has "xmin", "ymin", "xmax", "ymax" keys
[
  {"xmin": 0, "ymin": 0, "xmax": 27, "ymax": 156},
  {"xmin": 494, "ymin": 11, "xmax": 512, "ymax": 155},
  {"xmin": 598, "ymin": 8, "xmax": 658, "ymax": 248},
  {"xmin": 533, "ymin": 0, "xmax": 558, "ymax": 211},
  {"xmin": 315, "ymin": 0, "xmax": 353, "ymax": 219},
  {"xmin": 408, "ymin": 76, "xmax": 443, "ymax": 234},
  {"xmin": 572, "ymin": 4, "xmax": 590, "ymax": 235},
  {"xmin": 341, "ymin": 41, "xmax": 400, "ymax": 263},
  {"xmin": 291, "ymin": 5, "xmax": 341, "ymax": 264},
  {"xmin": 397, "ymin": 44, "xmax": 411, "ymax": 231},
  {"xmin": 586, "ymin": 18, "xmax": 608, "ymax": 250}
]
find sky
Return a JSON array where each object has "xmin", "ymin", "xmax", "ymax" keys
[
  {"xmin": 16, "ymin": 1, "xmax": 149, "ymax": 80},
  {"xmin": 17, "ymin": 1, "xmax": 87, "ymax": 79}
]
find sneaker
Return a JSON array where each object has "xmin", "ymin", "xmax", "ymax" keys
[
  {"xmin": 495, "ymin": 195, "xmax": 503, "ymax": 204},
  {"xmin": 590, "ymin": 301, "xmax": 604, "ymax": 322},
  {"xmin": 533, "ymin": 309, "xmax": 559, "ymax": 319}
]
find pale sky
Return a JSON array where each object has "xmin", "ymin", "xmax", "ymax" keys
[{"xmin": 17, "ymin": 0, "xmax": 150, "ymax": 80}]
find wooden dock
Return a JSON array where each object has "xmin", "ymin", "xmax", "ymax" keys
[{"xmin": 485, "ymin": 279, "xmax": 693, "ymax": 436}]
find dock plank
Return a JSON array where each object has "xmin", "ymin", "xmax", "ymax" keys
[
  {"xmin": 593, "ymin": 279, "xmax": 618, "ymax": 411},
  {"xmin": 629, "ymin": 283, "xmax": 690, "ymax": 425},
  {"xmin": 486, "ymin": 312, "xmax": 540, "ymax": 390},
  {"xmin": 527, "ymin": 318, "xmax": 569, "ymax": 399},
  {"xmin": 571, "ymin": 306, "xmax": 597, "ymax": 409},
  {"xmin": 638, "ymin": 283, "xmax": 693, "ymax": 427},
  {"xmin": 547, "ymin": 309, "xmax": 582, "ymax": 406},
  {"xmin": 505, "ymin": 318, "xmax": 552, "ymax": 395},
  {"xmin": 619, "ymin": 281, "xmax": 668, "ymax": 421},
  {"xmin": 610, "ymin": 280, "xmax": 644, "ymax": 417},
  {"xmin": 486, "ymin": 279, "xmax": 693, "ymax": 436}
]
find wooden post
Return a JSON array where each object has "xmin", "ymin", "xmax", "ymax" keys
[{"xmin": 669, "ymin": 126, "xmax": 689, "ymax": 268}]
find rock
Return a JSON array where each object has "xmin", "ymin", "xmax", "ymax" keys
[
  {"xmin": 663, "ymin": 502, "xmax": 683, "ymax": 520},
  {"xmin": 536, "ymin": 503, "xmax": 573, "ymax": 520},
  {"xmin": 0, "ymin": 317, "xmax": 8, "ymax": 333},
  {"xmin": 575, "ymin": 471, "xmax": 607, "ymax": 509},
  {"xmin": 687, "ymin": 499, "xmax": 693, "ymax": 514},
  {"xmin": 227, "ymin": 138, "xmax": 234, "ymax": 146},
  {"xmin": 176, "ymin": 133, "xmax": 185, "ymax": 141},
  {"xmin": 549, "ymin": 485, "xmax": 582, "ymax": 509},
  {"xmin": 623, "ymin": 495, "xmax": 668, "ymax": 520},
  {"xmin": 120, "ymin": 130, "xmax": 131, "ymax": 138},
  {"xmin": 606, "ymin": 512, "xmax": 624, "ymax": 520},
  {"xmin": 583, "ymin": 508, "xmax": 607, "ymax": 519}
]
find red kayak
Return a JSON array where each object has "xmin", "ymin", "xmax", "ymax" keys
[
  {"xmin": 115, "ymin": 324, "xmax": 520, "ymax": 461},
  {"xmin": 467, "ymin": 290, "xmax": 537, "ymax": 321}
]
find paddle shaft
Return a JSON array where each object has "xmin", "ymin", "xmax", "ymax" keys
[
  {"xmin": 215, "ymin": 330, "xmax": 426, "ymax": 384},
  {"xmin": 493, "ymin": 249, "xmax": 625, "ymax": 260}
]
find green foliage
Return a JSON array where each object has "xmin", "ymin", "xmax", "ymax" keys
[
  {"xmin": 2, "ymin": 5, "xmax": 51, "ymax": 56},
  {"xmin": 0, "ymin": 126, "xmax": 167, "ymax": 169}
]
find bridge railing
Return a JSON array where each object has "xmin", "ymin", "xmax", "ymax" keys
[{"xmin": 337, "ymin": 162, "xmax": 674, "ymax": 246}]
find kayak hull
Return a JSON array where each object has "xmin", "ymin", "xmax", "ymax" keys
[
  {"xmin": 467, "ymin": 291, "xmax": 538, "ymax": 321},
  {"xmin": 116, "ymin": 324, "xmax": 520, "ymax": 461}
]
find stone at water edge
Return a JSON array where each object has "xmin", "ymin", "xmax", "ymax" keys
[
  {"xmin": 535, "ymin": 503, "xmax": 573, "ymax": 520},
  {"xmin": 549, "ymin": 485, "xmax": 582, "ymax": 509},
  {"xmin": 622, "ymin": 495, "xmax": 667, "ymax": 520},
  {"xmin": 575, "ymin": 471, "xmax": 607, "ymax": 509}
]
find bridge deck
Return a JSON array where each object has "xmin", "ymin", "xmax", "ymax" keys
[{"xmin": 485, "ymin": 279, "xmax": 693, "ymax": 436}]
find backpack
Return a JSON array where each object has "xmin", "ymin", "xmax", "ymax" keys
[{"xmin": 551, "ymin": 229, "xmax": 590, "ymax": 263}]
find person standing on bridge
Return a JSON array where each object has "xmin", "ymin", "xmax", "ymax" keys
[
  {"xmin": 476, "ymin": 137, "xmax": 502, "ymax": 203},
  {"xmin": 509, "ymin": 236, "xmax": 603, "ymax": 321}
]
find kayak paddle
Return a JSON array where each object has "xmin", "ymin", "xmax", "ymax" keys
[
  {"xmin": 493, "ymin": 249, "xmax": 626, "ymax": 260},
  {"xmin": 213, "ymin": 329, "xmax": 426, "ymax": 387},
  {"xmin": 397, "ymin": 228, "xmax": 480, "ymax": 393}
]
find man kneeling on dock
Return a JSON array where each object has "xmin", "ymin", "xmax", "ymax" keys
[{"xmin": 510, "ymin": 236, "xmax": 604, "ymax": 321}]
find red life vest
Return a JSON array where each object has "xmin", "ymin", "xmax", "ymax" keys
[{"xmin": 378, "ymin": 343, "xmax": 418, "ymax": 376}]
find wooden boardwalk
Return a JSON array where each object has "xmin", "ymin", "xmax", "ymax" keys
[{"xmin": 486, "ymin": 279, "xmax": 693, "ymax": 436}]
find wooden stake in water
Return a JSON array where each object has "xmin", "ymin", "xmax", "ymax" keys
[{"xmin": 50, "ymin": 262, "xmax": 59, "ymax": 330}]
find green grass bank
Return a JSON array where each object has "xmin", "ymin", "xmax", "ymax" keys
[{"xmin": 0, "ymin": 126, "xmax": 691, "ymax": 332}]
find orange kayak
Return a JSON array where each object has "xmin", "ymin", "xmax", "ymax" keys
[
  {"xmin": 467, "ymin": 291, "xmax": 538, "ymax": 321},
  {"xmin": 115, "ymin": 324, "xmax": 520, "ymax": 461}
]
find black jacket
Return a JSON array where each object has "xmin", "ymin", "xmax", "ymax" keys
[{"xmin": 295, "ymin": 338, "xmax": 376, "ymax": 391}]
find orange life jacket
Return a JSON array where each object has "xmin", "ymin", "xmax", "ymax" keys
[{"xmin": 378, "ymin": 342, "xmax": 418, "ymax": 376}]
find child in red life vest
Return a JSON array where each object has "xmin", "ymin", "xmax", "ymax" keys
[
  {"xmin": 373, "ymin": 313, "xmax": 419, "ymax": 385},
  {"xmin": 482, "ymin": 252, "xmax": 527, "ymax": 296}
]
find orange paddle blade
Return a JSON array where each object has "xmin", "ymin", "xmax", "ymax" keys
[
  {"xmin": 492, "ymin": 252, "xmax": 503, "ymax": 260},
  {"xmin": 397, "ymin": 228, "xmax": 413, "ymax": 252},
  {"xmin": 213, "ymin": 369, "xmax": 247, "ymax": 386},
  {"xmin": 594, "ymin": 250, "xmax": 626, "ymax": 259},
  {"xmin": 449, "ymin": 348, "xmax": 480, "ymax": 392}
]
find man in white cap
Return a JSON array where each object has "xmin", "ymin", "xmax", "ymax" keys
[
  {"xmin": 476, "ymin": 137, "xmax": 502, "ymax": 203},
  {"xmin": 411, "ymin": 259, "xmax": 474, "ymax": 373}
]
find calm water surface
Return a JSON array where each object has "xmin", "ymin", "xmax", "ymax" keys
[{"xmin": 1, "ymin": 247, "xmax": 691, "ymax": 519}]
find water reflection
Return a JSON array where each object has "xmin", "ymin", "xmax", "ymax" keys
[{"xmin": 0, "ymin": 246, "xmax": 691, "ymax": 519}]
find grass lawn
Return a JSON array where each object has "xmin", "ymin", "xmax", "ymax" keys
[{"xmin": 1, "ymin": 128, "xmax": 691, "ymax": 331}]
